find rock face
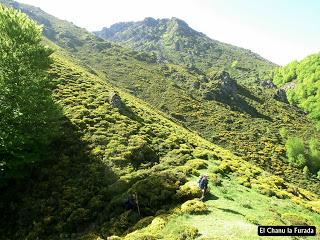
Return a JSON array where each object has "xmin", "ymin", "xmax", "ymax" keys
[
  {"xmin": 261, "ymin": 80, "xmax": 276, "ymax": 89},
  {"xmin": 215, "ymin": 71, "xmax": 238, "ymax": 95},
  {"xmin": 109, "ymin": 91, "xmax": 124, "ymax": 109},
  {"xmin": 274, "ymin": 89, "xmax": 289, "ymax": 103},
  {"xmin": 202, "ymin": 71, "xmax": 238, "ymax": 101},
  {"xmin": 282, "ymin": 81, "xmax": 296, "ymax": 91}
]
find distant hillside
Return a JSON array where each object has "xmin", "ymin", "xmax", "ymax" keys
[
  {"xmin": 1, "ymin": 3, "xmax": 320, "ymax": 240},
  {"xmin": 1, "ymin": 0, "xmax": 319, "ymax": 194},
  {"xmin": 94, "ymin": 17, "xmax": 276, "ymax": 85},
  {"xmin": 273, "ymin": 53, "xmax": 320, "ymax": 130}
]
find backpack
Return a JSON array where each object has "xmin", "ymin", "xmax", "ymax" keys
[{"xmin": 198, "ymin": 175, "xmax": 204, "ymax": 188}]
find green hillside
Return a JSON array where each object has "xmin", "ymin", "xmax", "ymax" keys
[
  {"xmin": 0, "ymin": 2, "xmax": 320, "ymax": 240},
  {"xmin": 94, "ymin": 17, "xmax": 275, "ymax": 86},
  {"xmin": 273, "ymin": 53, "xmax": 320, "ymax": 130},
  {"xmin": 1, "ymin": 29, "xmax": 319, "ymax": 240},
  {"xmin": 2, "ymin": 0, "xmax": 319, "ymax": 194}
]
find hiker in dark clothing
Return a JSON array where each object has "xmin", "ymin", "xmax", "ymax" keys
[
  {"xmin": 198, "ymin": 174, "xmax": 208, "ymax": 201},
  {"xmin": 124, "ymin": 194, "xmax": 137, "ymax": 210}
]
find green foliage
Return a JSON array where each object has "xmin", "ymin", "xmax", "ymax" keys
[
  {"xmin": 281, "ymin": 213, "xmax": 313, "ymax": 226},
  {"xmin": 95, "ymin": 17, "xmax": 275, "ymax": 84},
  {"xmin": 176, "ymin": 182, "xmax": 201, "ymax": 201},
  {"xmin": 303, "ymin": 166, "xmax": 309, "ymax": 177},
  {"xmin": 177, "ymin": 225, "xmax": 199, "ymax": 240},
  {"xmin": 308, "ymin": 138, "xmax": 320, "ymax": 171},
  {"xmin": 273, "ymin": 53, "xmax": 320, "ymax": 129},
  {"xmin": 0, "ymin": 4, "xmax": 60, "ymax": 181},
  {"xmin": 273, "ymin": 61, "xmax": 298, "ymax": 86},
  {"xmin": 180, "ymin": 200, "xmax": 208, "ymax": 214},
  {"xmin": 4, "ymin": 0, "xmax": 320, "ymax": 194},
  {"xmin": 1, "ymin": 2, "xmax": 320, "ymax": 240},
  {"xmin": 279, "ymin": 127, "xmax": 288, "ymax": 139},
  {"xmin": 285, "ymin": 137, "xmax": 306, "ymax": 168}
]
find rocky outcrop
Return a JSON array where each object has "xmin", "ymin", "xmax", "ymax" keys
[
  {"xmin": 282, "ymin": 81, "xmax": 296, "ymax": 91},
  {"xmin": 109, "ymin": 91, "xmax": 125, "ymax": 109},
  {"xmin": 274, "ymin": 89, "xmax": 288, "ymax": 103},
  {"xmin": 215, "ymin": 71, "xmax": 238, "ymax": 95},
  {"xmin": 261, "ymin": 80, "xmax": 276, "ymax": 89},
  {"xmin": 202, "ymin": 71, "xmax": 238, "ymax": 101},
  {"xmin": 191, "ymin": 81, "xmax": 200, "ymax": 89}
]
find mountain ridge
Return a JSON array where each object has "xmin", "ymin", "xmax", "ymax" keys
[{"xmin": 94, "ymin": 16, "xmax": 276, "ymax": 85}]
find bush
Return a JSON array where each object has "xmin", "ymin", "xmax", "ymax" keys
[
  {"xmin": 281, "ymin": 213, "xmax": 313, "ymax": 226},
  {"xmin": 209, "ymin": 173, "xmax": 222, "ymax": 186},
  {"xmin": 308, "ymin": 138, "xmax": 320, "ymax": 172},
  {"xmin": 180, "ymin": 200, "xmax": 208, "ymax": 214},
  {"xmin": 178, "ymin": 226, "xmax": 199, "ymax": 240},
  {"xmin": 176, "ymin": 182, "xmax": 201, "ymax": 201},
  {"xmin": 186, "ymin": 159, "xmax": 208, "ymax": 170},
  {"xmin": 303, "ymin": 166, "xmax": 310, "ymax": 177},
  {"xmin": 285, "ymin": 137, "xmax": 306, "ymax": 168}
]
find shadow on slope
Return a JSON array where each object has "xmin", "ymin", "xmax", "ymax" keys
[{"xmin": 0, "ymin": 118, "xmax": 119, "ymax": 239}]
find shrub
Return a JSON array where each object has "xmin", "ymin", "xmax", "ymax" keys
[
  {"xmin": 186, "ymin": 159, "xmax": 208, "ymax": 170},
  {"xmin": 107, "ymin": 236, "xmax": 122, "ymax": 240},
  {"xmin": 176, "ymin": 182, "xmax": 201, "ymax": 201},
  {"xmin": 303, "ymin": 166, "xmax": 310, "ymax": 177},
  {"xmin": 209, "ymin": 173, "xmax": 222, "ymax": 186},
  {"xmin": 285, "ymin": 137, "xmax": 306, "ymax": 168},
  {"xmin": 245, "ymin": 214, "xmax": 260, "ymax": 225},
  {"xmin": 180, "ymin": 200, "xmax": 208, "ymax": 214},
  {"xmin": 281, "ymin": 213, "xmax": 313, "ymax": 226},
  {"xmin": 178, "ymin": 226, "xmax": 199, "ymax": 240},
  {"xmin": 308, "ymin": 138, "xmax": 320, "ymax": 172}
]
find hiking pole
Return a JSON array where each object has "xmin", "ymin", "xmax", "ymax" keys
[{"xmin": 135, "ymin": 192, "xmax": 141, "ymax": 217}]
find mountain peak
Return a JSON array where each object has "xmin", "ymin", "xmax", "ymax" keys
[
  {"xmin": 143, "ymin": 17, "xmax": 158, "ymax": 26},
  {"xmin": 169, "ymin": 17, "xmax": 189, "ymax": 28}
]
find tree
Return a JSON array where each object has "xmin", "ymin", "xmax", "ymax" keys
[
  {"xmin": 308, "ymin": 138, "xmax": 320, "ymax": 172},
  {"xmin": 303, "ymin": 166, "xmax": 309, "ymax": 177},
  {"xmin": 285, "ymin": 137, "xmax": 306, "ymax": 168},
  {"xmin": 0, "ymin": 5, "xmax": 60, "ymax": 182}
]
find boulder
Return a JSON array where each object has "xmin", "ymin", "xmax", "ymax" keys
[
  {"xmin": 191, "ymin": 81, "xmax": 200, "ymax": 89},
  {"xmin": 109, "ymin": 91, "xmax": 124, "ymax": 109},
  {"xmin": 261, "ymin": 80, "xmax": 276, "ymax": 89},
  {"xmin": 214, "ymin": 71, "xmax": 237, "ymax": 95},
  {"xmin": 274, "ymin": 89, "xmax": 289, "ymax": 103}
]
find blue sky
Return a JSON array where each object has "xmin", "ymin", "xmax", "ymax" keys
[{"xmin": 17, "ymin": 0, "xmax": 320, "ymax": 65}]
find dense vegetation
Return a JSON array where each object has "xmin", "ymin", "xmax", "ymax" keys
[
  {"xmin": 284, "ymin": 135, "xmax": 320, "ymax": 175},
  {"xmin": 94, "ymin": 17, "xmax": 275, "ymax": 86},
  {"xmin": 2, "ymin": 45, "xmax": 320, "ymax": 239},
  {"xmin": 273, "ymin": 53, "xmax": 320, "ymax": 130},
  {"xmin": 0, "ymin": 4, "xmax": 60, "ymax": 183},
  {"xmin": 0, "ymin": 1, "xmax": 319, "ymax": 239},
  {"xmin": 2, "ymin": 0, "xmax": 319, "ymax": 193}
]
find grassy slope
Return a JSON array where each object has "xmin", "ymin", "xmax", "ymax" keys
[
  {"xmin": 123, "ymin": 161, "xmax": 320, "ymax": 240},
  {"xmin": 1, "ymin": 42, "xmax": 319, "ymax": 239},
  {"xmin": 3, "ymin": 0, "xmax": 318, "ymax": 194}
]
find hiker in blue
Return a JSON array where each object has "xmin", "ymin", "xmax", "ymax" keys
[{"xmin": 198, "ymin": 174, "xmax": 208, "ymax": 201}]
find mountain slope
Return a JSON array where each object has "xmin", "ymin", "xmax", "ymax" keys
[
  {"xmin": 94, "ymin": 17, "xmax": 275, "ymax": 85},
  {"xmin": 1, "ymin": 43, "xmax": 320, "ymax": 240},
  {"xmin": 0, "ymin": 4, "xmax": 320, "ymax": 239},
  {"xmin": 1, "ymin": 0, "xmax": 319, "ymax": 194},
  {"xmin": 273, "ymin": 53, "xmax": 320, "ymax": 130}
]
